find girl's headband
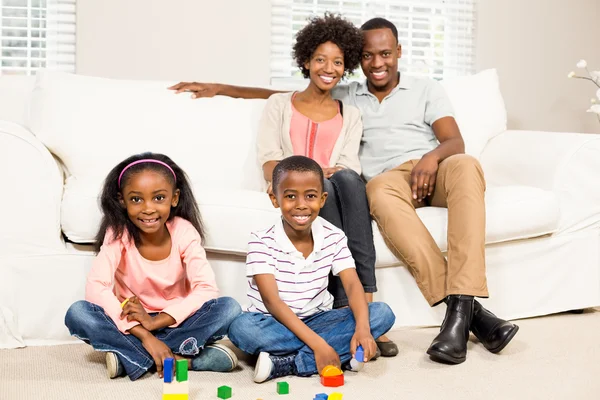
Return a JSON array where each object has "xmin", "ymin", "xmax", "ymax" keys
[{"xmin": 118, "ymin": 159, "xmax": 176, "ymax": 188}]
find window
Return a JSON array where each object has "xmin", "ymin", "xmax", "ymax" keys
[
  {"xmin": 271, "ymin": 0, "xmax": 476, "ymax": 85},
  {"xmin": 1, "ymin": 0, "xmax": 76, "ymax": 75}
]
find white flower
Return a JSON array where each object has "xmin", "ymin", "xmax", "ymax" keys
[
  {"xmin": 568, "ymin": 71, "xmax": 575, "ymax": 78},
  {"xmin": 597, "ymin": 88, "xmax": 600, "ymax": 100},
  {"xmin": 591, "ymin": 71, "xmax": 600, "ymax": 82},
  {"xmin": 577, "ymin": 59, "xmax": 587, "ymax": 68},
  {"xmin": 586, "ymin": 104, "xmax": 600, "ymax": 114},
  {"xmin": 592, "ymin": 98, "xmax": 597, "ymax": 104}
]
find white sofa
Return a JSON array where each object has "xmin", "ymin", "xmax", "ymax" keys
[{"xmin": 1, "ymin": 70, "xmax": 599, "ymax": 349}]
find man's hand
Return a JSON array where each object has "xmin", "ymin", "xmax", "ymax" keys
[
  {"xmin": 167, "ymin": 82, "xmax": 220, "ymax": 99},
  {"xmin": 140, "ymin": 335, "xmax": 174, "ymax": 379},
  {"xmin": 350, "ymin": 328, "xmax": 377, "ymax": 362},
  {"xmin": 411, "ymin": 153, "xmax": 440, "ymax": 202},
  {"xmin": 121, "ymin": 296, "xmax": 155, "ymax": 331},
  {"xmin": 323, "ymin": 166, "xmax": 344, "ymax": 179},
  {"xmin": 314, "ymin": 342, "xmax": 341, "ymax": 375}
]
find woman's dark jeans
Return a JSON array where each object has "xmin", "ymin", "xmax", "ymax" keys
[{"xmin": 320, "ymin": 169, "xmax": 377, "ymax": 307}]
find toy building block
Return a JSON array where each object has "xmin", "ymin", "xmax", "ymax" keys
[
  {"xmin": 217, "ymin": 385, "xmax": 232, "ymax": 399},
  {"xmin": 162, "ymin": 395, "xmax": 188, "ymax": 400},
  {"xmin": 163, "ymin": 358, "xmax": 175, "ymax": 383},
  {"xmin": 355, "ymin": 345, "xmax": 364, "ymax": 363},
  {"xmin": 321, "ymin": 374, "xmax": 344, "ymax": 387},
  {"xmin": 176, "ymin": 359, "xmax": 188, "ymax": 382},
  {"xmin": 277, "ymin": 381, "xmax": 289, "ymax": 395},
  {"xmin": 320, "ymin": 365, "xmax": 344, "ymax": 387},
  {"xmin": 313, "ymin": 394, "xmax": 328, "ymax": 400},
  {"xmin": 329, "ymin": 393, "xmax": 343, "ymax": 400}
]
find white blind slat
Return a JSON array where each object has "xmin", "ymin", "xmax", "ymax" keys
[
  {"xmin": 0, "ymin": 0, "xmax": 76, "ymax": 75},
  {"xmin": 271, "ymin": 0, "xmax": 476, "ymax": 83}
]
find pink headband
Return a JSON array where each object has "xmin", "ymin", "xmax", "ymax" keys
[{"xmin": 118, "ymin": 159, "xmax": 177, "ymax": 188}]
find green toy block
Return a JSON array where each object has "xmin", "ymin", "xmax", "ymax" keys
[
  {"xmin": 277, "ymin": 381, "xmax": 289, "ymax": 395},
  {"xmin": 217, "ymin": 385, "xmax": 232, "ymax": 399},
  {"xmin": 175, "ymin": 359, "xmax": 188, "ymax": 382}
]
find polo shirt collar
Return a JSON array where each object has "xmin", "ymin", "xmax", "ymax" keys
[
  {"xmin": 273, "ymin": 216, "xmax": 325, "ymax": 255},
  {"xmin": 355, "ymin": 72, "xmax": 411, "ymax": 97}
]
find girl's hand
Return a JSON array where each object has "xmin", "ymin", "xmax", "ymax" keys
[
  {"xmin": 140, "ymin": 335, "xmax": 175, "ymax": 379},
  {"xmin": 350, "ymin": 328, "xmax": 377, "ymax": 362},
  {"xmin": 314, "ymin": 342, "xmax": 341, "ymax": 375},
  {"xmin": 121, "ymin": 296, "xmax": 155, "ymax": 331}
]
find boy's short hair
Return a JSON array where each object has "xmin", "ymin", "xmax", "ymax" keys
[
  {"xmin": 272, "ymin": 156, "xmax": 324, "ymax": 194},
  {"xmin": 361, "ymin": 17, "xmax": 399, "ymax": 43}
]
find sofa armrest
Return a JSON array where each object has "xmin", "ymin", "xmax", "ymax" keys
[
  {"xmin": 0, "ymin": 121, "xmax": 65, "ymax": 253},
  {"xmin": 480, "ymin": 129, "xmax": 600, "ymax": 233}
]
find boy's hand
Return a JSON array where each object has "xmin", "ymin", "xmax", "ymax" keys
[
  {"xmin": 314, "ymin": 342, "xmax": 341, "ymax": 375},
  {"xmin": 140, "ymin": 335, "xmax": 174, "ymax": 379},
  {"xmin": 350, "ymin": 328, "xmax": 377, "ymax": 362},
  {"xmin": 121, "ymin": 296, "xmax": 155, "ymax": 331}
]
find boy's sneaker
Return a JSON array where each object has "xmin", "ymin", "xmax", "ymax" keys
[
  {"xmin": 106, "ymin": 352, "xmax": 124, "ymax": 379},
  {"xmin": 191, "ymin": 343, "xmax": 238, "ymax": 372},
  {"xmin": 253, "ymin": 351, "xmax": 297, "ymax": 383}
]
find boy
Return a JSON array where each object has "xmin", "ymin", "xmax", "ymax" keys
[{"xmin": 227, "ymin": 156, "xmax": 395, "ymax": 383}]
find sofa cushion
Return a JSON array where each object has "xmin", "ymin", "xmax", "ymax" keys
[
  {"xmin": 375, "ymin": 185, "xmax": 560, "ymax": 267},
  {"xmin": 63, "ymin": 181, "xmax": 560, "ymax": 265},
  {"xmin": 440, "ymin": 69, "xmax": 507, "ymax": 159}
]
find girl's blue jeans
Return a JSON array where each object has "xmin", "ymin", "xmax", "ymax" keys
[{"xmin": 64, "ymin": 296, "xmax": 241, "ymax": 380}]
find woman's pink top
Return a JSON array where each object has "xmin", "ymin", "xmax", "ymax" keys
[
  {"xmin": 289, "ymin": 95, "xmax": 343, "ymax": 169},
  {"xmin": 85, "ymin": 217, "xmax": 219, "ymax": 333}
]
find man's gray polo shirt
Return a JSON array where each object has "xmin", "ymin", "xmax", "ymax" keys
[{"xmin": 331, "ymin": 74, "xmax": 454, "ymax": 181}]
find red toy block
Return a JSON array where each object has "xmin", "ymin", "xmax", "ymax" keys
[{"xmin": 320, "ymin": 374, "xmax": 344, "ymax": 387}]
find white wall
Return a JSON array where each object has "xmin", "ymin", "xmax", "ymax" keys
[
  {"xmin": 475, "ymin": 0, "xmax": 600, "ymax": 133},
  {"xmin": 76, "ymin": 0, "xmax": 599, "ymax": 133},
  {"xmin": 76, "ymin": 0, "xmax": 272, "ymax": 85}
]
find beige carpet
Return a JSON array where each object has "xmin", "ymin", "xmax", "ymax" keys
[{"xmin": 1, "ymin": 309, "xmax": 599, "ymax": 400}]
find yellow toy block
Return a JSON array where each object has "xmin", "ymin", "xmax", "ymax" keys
[
  {"xmin": 329, "ymin": 392, "xmax": 343, "ymax": 400},
  {"xmin": 162, "ymin": 394, "xmax": 188, "ymax": 400}
]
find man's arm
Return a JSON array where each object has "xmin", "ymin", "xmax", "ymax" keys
[
  {"xmin": 428, "ymin": 116, "xmax": 465, "ymax": 162},
  {"xmin": 168, "ymin": 82, "xmax": 285, "ymax": 99}
]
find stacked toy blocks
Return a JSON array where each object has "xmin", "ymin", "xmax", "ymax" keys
[
  {"xmin": 320, "ymin": 365, "xmax": 344, "ymax": 387},
  {"xmin": 163, "ymin": 358, "xmax": 189, "ymax": 400}
]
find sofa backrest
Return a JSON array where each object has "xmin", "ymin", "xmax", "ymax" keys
[
  {"xmin": 24, "ymin": 69, "xmax": 507, "ymax": 245},
  {"xmin": 0, "ymin": 75, "xmax": 36, "ymax": 127}
]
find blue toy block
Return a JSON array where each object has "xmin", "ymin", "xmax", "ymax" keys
[
  {"xmin": 355, "ymin": 345, "xmax": 364, "ymax": 363},
  {"xmin": 314, "ymin": 394, "xmax": 328, "ymax": 400},
  {"xmin": 163, "ymin": 358, "xmax": 174, "ymax": 383}
]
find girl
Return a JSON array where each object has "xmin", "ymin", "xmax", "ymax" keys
[
  {"xmin": 65, "ymin": 152, "xmax": 241, "ymax": 380},
  {"xmin": 256, "ymin": 13, "xmax": 397, "ymax": 354}
]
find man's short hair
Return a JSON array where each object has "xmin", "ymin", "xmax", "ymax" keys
[
  {"xmin": 360, "ymin": 17, "xmax": 399, "ymax": 43},
  {"xmin": 272, "ymin": 156, "xmax": 324, "ymax": 194}
]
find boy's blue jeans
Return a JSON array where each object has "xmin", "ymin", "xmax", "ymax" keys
[
  {"xmin": 64, "ymin": 297, "xmax": 241, "ymax": 380},
  {"xmin": 228, "ymin": 302, "xmax": 395, "ymax": 376}
]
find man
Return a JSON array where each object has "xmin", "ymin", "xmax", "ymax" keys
[{"xmin": 169, "ymin": 17, "xmax": 518, "ymax": 364}]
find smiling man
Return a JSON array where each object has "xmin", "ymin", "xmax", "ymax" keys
[{"xmin": 169, "ymin": 17, "xmax": 519, "ymax": 364}]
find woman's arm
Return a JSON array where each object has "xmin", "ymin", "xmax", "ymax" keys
[
  {"xmin": 335, "ymin": 106, "xmax": 363, "ymax": 175},
  {"xmin": 168, "ymin": 82, "xmax": 285, "ymax": 99}
]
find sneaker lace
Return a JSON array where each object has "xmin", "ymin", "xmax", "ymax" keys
[{"xmin": 269, "ymin": 353, "xmax": 297, "ymax": 379}]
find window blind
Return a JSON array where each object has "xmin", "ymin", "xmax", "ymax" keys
[
  {"xmin": 0, "ymin": 0, "xmax": 76, "ymax": 75},
  {"xmin": 271, "ymin": 0, "xmax": 476, "ymax": 84}
]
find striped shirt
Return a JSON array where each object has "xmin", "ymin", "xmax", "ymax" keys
[{"xmin": 245, "ymin": 216, "xmax": 355, "ymax": 318}]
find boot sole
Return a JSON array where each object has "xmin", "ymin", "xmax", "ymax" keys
[
  {"xmin": 485, "ymin": 324, "xmax": 519, "ymax": 354},
  {"xmin": 426, "ymin": 348, "xmax": 466, "ymax": 364}
]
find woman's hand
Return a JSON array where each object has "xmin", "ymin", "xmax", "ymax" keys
[{"xmin": 323, "ymin": 166, "xmax": 344, "ymax": 179}]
